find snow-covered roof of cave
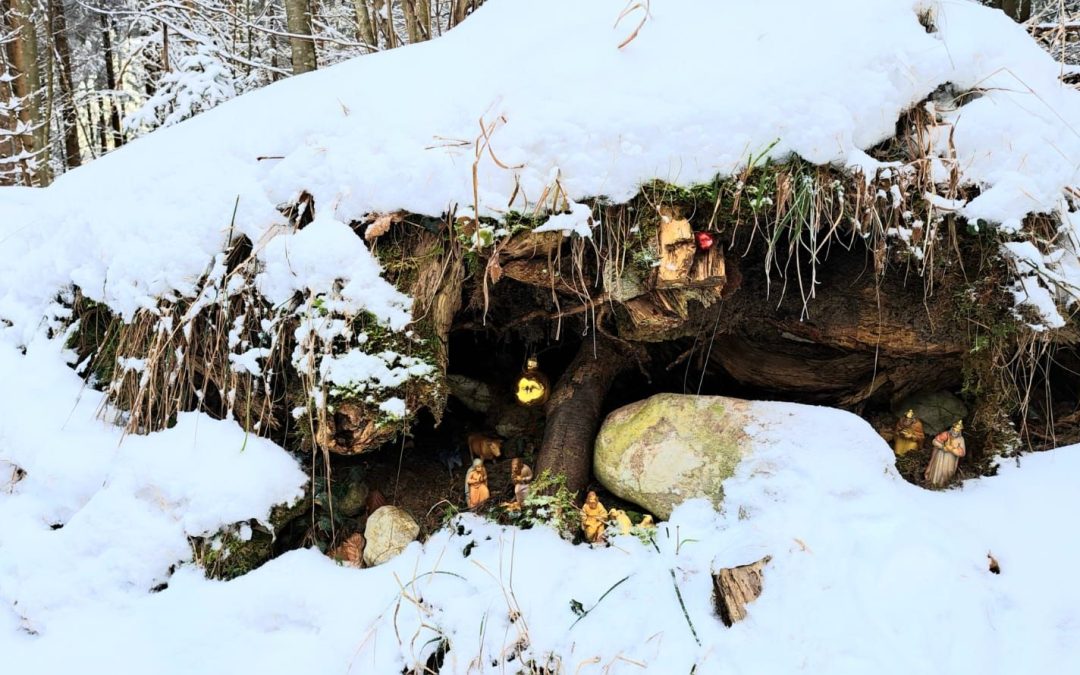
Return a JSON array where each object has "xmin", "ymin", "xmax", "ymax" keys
[{"xmin": 2, "ymin": 0, "xmax": 1080, "ymax": 339}]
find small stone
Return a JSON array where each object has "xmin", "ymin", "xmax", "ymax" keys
[
  {"xmin": 363, "ymin": 506, "xmax": 420, "ymax": 566},
  {"xmin": 338, "ymin": 481, "xmax": 370, "ymax": 518}
]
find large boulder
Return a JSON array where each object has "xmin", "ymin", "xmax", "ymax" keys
[
  {"xmin": 363, "ymin": 506, "xmax": 420, "ymax": 566},
  {"xmin": 892, "ymin": 390, "xmax": 967, "ymax": 435},
  {"xmin": 593, "ymin": 393, "xmax": 753, "ymax": 519}
]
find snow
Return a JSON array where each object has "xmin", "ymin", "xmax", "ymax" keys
[
  {"xmin": 2, "ymin": 333, "xmax": 1080, "ymax": 674},
  {"xmin": 3, "ymin": 1, "xmax": 1080, "ymax": 672},
  {"xmin": 3, "ymin": 0, "xmax": 1080, "ymax": 342}
]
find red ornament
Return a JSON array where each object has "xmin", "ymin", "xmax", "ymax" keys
[{"xmin": 695, "ymin": 231, "xmax": 715, "ymax": 250}]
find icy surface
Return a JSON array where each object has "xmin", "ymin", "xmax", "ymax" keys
[
  {"xmin": 3, "ymin": 0, "xmax": 1080, "ymax": 340},
  {"xmin": 2, "ymin": 335, "xmax": 1079, "ymax": 674}
]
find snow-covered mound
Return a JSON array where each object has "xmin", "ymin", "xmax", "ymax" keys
[
  {"xmin": 3, "ymin": 0, "xmax": 1080, "ymax": 340},
  {"xmin": 2, "ymin": 335, "xmax": 1078, "ymax": 674}
]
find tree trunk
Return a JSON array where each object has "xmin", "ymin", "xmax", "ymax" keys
[
  {"xmin": 100, "ymin": 11, "xmax": 123, "ymax": 150},
  {"xmin": 402, "ymin": 0, "xmax": 419, "ymax": 44},
  {"xmin": 284, "ymin": 0, "xmax": 317, "ymax": 74},
  {"xmin": 4, "ymin": 0, "xmax": 46, "ymax": 184},
  {"xmin": 537, "ymin": 334, "xmax": 631, "ymax": 497},
  {"xmin": 50, "ymin": 0, "xmax": 80, "ymax": 169},
  {"xmin": 352, "ymin": 0, "xmax": 376, "ymax": 48}
]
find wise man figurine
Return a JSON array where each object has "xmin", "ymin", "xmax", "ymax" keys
[
  {"xmin": 893, "ymin": 409, "xmax": 925, "ymax": 456},
  {"xmin": 511, "ymin": 458, "xmax": 533, "ymax": 506},
  {"xmin": 581, "ymin": 491, "xmax": 609, "ymax": 543},
  {"xmin": 466, "ymin": 458, "xmax": 490, "ymax": 509},
  {"xmin": 925, "ymin": 420, "xmax": 966, "ymax": 488}
]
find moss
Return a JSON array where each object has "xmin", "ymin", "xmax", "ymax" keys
[{"xmin": 192, "ymin": 498, "xmax": 310, "ymax": 580}]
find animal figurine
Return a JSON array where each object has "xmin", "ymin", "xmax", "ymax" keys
[
  {"xmin": 609, "ymin": 508, "xmax": 633, "ymax": 536},
  {"xmin": 436, "ymin": 446, "xmax": 465, "ymax": 473},
  {"xmin": 893, "ymin": 409, "xmax": 925, "ymax": 456},
  {"xmin": 639, "ymin": 515, "xmax": 655, "ymax": 529},
  {"xmin": 467, "ymin": 432, "xmax": 503, "ymax": 462},
  {"xmin": 925, "ymin": 420, "xmax": 966, "ymax": 487},
  {"xmin": 511, "ymin": 458, "xmax": 533, "ymax": 506},
  {"xmin": 580, "ymin": 491, "xmax": 609, "ymax": 543},
  {"xmin": 466, "ymin": 458, "xmax": 490, "ymax": 509}
]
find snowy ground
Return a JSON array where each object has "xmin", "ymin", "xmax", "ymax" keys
[
  {"xmin": 1, "ymin": 335, "xmax": 1078, "ymax": 675},
  {"xmin": 3, "ymin": 0, "xmax": 1080, "ymax": 672}
]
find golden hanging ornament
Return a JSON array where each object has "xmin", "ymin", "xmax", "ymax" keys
[{"xmin": 515, "ymin": 357, "xmax": 549, "ymax": 406}]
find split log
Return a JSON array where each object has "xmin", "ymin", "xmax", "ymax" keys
[
  {"xmin": 656, "ymin": 210, "xmax": 696, "ymax": 286},
  {"xmin": 536, "ymin": 334, "xmax": 632, "ymax": 496},
  {"xmin": 713, "ymin": 555, "xmax": 771, "ymax": 626}
]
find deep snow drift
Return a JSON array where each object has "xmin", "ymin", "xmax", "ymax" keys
[
  {"xmin": 3, "ymin": 1, "xmax": 1080, "ymax": 673},
  {"xmin": 2, "ymin": 336, "xmax": 1079, "ymax": 674}
]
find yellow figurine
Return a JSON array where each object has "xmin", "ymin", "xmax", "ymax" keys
[
  {"xmin": 639, "ymin": 515, "xmax": 655, "ymax": 529},
  {"xmin": 515, "ymin": 357, "xmax": 549, "ymax": 407},
  {"xmin": 925, "ymin": 420, "xmax": 966, "ymax": 488},
  {"xmin": 511, "ymin": 458, "xmax": 533, "ymax": 506},
  {"xmin": 466, "ymin": 458, "xmax": 490, "ymax": 509},
  {"xmin": 893, "ymin": 409, "xmax": 925, "ymax": 456},
  {"xmin": 581, "ymin": 491, "xmax": 609, "ymax": 543},
  {"xmin": 609, "ymin": 508, "xmax": 633, "ymax": 536}
]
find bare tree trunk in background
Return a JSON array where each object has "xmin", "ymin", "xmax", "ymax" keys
[
  {"xmin": 50, "ymin": 0, "xmax": 80, "ymax": 169},
  {"xmin": 4, "ymin": 0, "xmax": 47, "ymax": 184},
  {"xmin": 402, "ymin": 0, "xmax": 419, "ymax": 44},
  {"xmin": 451, "ymin": 0, "xmax": 468, "ymax": 27},
  {"xmin": 284, "ymin": 0, "xmax": 317, "ymax": 74},
  {"xmin": 352, "ymin": 0, "xmax": 376, "ymax": 47},
  {"xmin": 994, "ymin": 0, "xmax": 1033, "ymax": 22},
  {"xmin": 100, "ymin": 11, "xmax": 124, "ymax": 150}
]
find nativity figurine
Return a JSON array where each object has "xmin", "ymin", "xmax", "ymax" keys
[
  {"xmin": 609, "ymin": 508, "xmax": 633, "ymax": 536},
  {"xmin": 893, "ymin": 409, "xmax": 925, "ymax": 456},
  {"xmin": 925, "ymin": 419, "xmax": 966, "ymax": 488},
  {"xmin": 466, "ymin": 458, "xmax": 490, "ymax": 509},
  {"xmin": 511, "ymin": 458, "xmax": 533, "ymax": 506},
  {"xmin": 581, "ymin": 491, "xmax": 609, "ymax": 543}
]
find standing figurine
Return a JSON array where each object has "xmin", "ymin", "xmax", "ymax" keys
[
  {"xmin": 893, "ymin": 409, "xmax": 925, "ymax": 456},
  {"xmin": 580, "ymin": 491, "xmax": 609, "ymax": 543},
  {"xmin": 515, "ymin": 357, "xmax": 550, "ymax": 407},
  {"xmin": 511, "ymin": 458, "xmax": 533, "ymax": 506},
  {"xmin": 466, "ymin": 458, "xmax": 490, "ymax": 509},
  {"xmin": 925, "ymin": 420, "xmax": 966, "ymax": 487}
]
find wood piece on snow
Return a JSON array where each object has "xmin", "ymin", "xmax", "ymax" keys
[
  {"xmin": 656, "ymin": 209, "xmax": 696, "ymax": 286},
  {"xmin": 713, "ymin": 555, "xmax": 771, "ymax": 626}
]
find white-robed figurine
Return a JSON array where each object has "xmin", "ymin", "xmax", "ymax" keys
[{"xmin": 925, "ymin": 420, "xmax": 965, "ymax": 488}]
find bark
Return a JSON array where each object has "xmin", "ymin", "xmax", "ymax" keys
[
  {"xmin": 100, "ymin": 12, "xmax": 123, "ymax": 149},
  {"xmin": 402, "ymin": 0, "xmax": 419, "ymax": 44},
  {"xmin": 284, "ymin": 0, "xmax": 318, "ymax": 74},
  {"xmin": 352, "ymin": 0, "xmax": 376, "ymax": 47},
  {"xmin": 50, "ymin": 0, "xmax": 80, "ymax": 169},
  {"xmin": 713, "ymin": 556, "xmax": 770, "ymax": 627},
  {"xmin": 4, "ymin": 0, "xmax": 46, "ymax": 184},
  {"xmin": 536, "ymin": 334, "xmax": 631, "ymax": 497}
]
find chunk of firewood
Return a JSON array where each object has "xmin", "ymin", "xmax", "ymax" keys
[
  {"xmin": 713, "ymin": 555, "xmax": 771, "ymax": 626},
  {"xmin": 656, "ymin": 209, "xmax": 695, "ymax": 285}
]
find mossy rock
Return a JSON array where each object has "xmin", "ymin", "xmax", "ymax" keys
[
  {"xmin": 593, "ymin": 393, "xmax": 752, "ymax": 519},
  {"xmin": 194, "ymin": 498, "xmax": 309, "ymax": 580}
]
